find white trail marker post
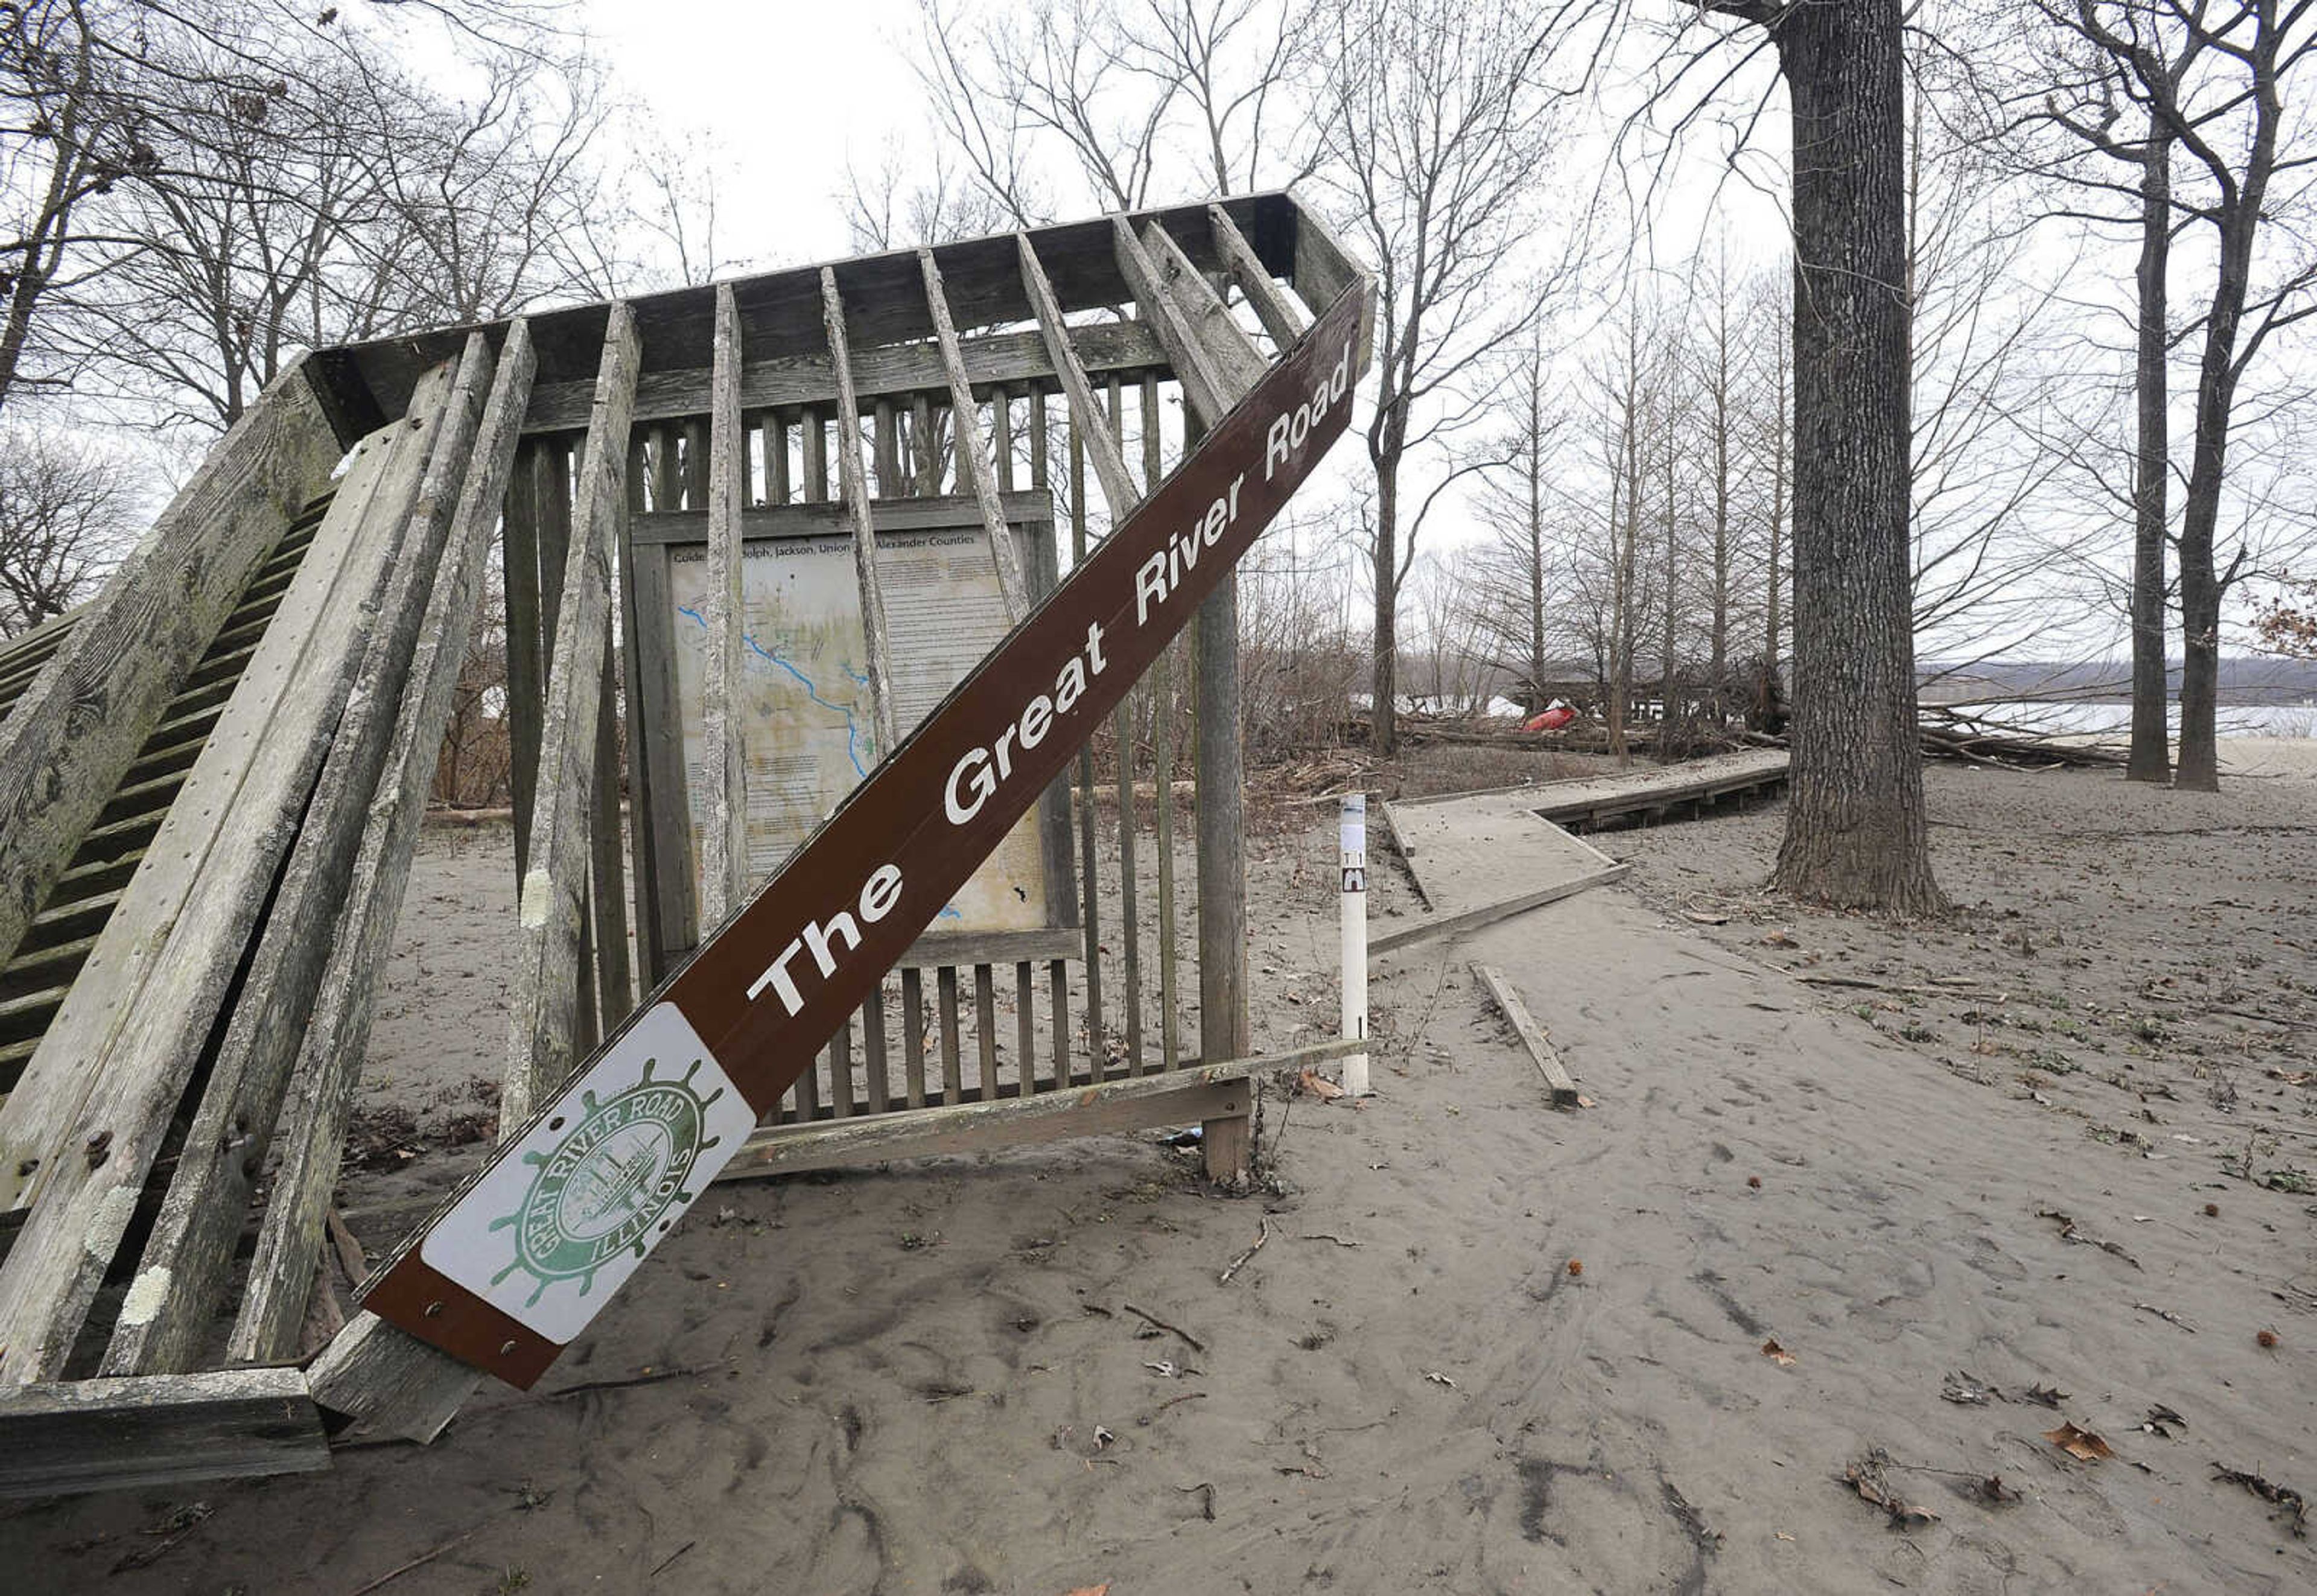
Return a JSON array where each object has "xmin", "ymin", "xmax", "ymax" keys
[{"xmin": 1340, "ymin": 793, "xmax": 1369, "ymax": 1097}]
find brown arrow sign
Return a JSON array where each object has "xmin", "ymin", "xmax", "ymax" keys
[{"xmin": 362, "ymin": 282, "xmax": 1368, "ymax": 1386}]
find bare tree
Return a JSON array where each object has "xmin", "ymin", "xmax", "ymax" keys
[
  {"xmin": 0, "ymin": 423, "xmax": 136, "ymax": 634},
  {"xmin": 0, "ymin": 1, "xmax": 573, "ymax": 421},
  {"xmin": 1314, "ymin": 0, "xmax": 1593, "ymax": 755},
  {"xmin": 2023, "ymin": 2, "xmax": 2317, "ymax": 791},
  {"xmin": 1468, "ymin": 333, "xmax": 1563, "ymax": 712}
]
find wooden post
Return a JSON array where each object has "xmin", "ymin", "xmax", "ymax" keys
[
  {"xmin": 821, "ymin": 269, "xmax": 901, "ymax": 760},
  {"xmin": 502, "ymin": 440, "xmax": 544, "ymax": 875},
  {"xmin": 503, "ymin": 304, "xmax": 641, "ymax": 1128},
  {"xmin": 1110, "ymin": 218, "xmax": 1273, "ymax": 1175},
  {"xmin": 226, "ymin": 323, "xmax": 536, "ymax": 1372},
  {"xmin": 920, "ymin": 249, "xmax": 1031, "ymax": 622},
  {"xmin": 103, "ymin": 332, "xmax": 498, "ymax": 1377},
  {"xmin": 699, "ymin": 282, "xmax": 751, "ymax": 927}
]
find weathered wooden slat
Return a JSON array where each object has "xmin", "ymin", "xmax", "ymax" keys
[
  {"xmin": 1113, "ymin": 217, "xmax": 1228, "ymax": 425},
  {"xmin": 588, "ymin": 611, "xmax": 633, "ymax": 1027},
  {"xmin": 802, "ymin": 406, "xmax": 827, "ymax": 500},
  {"xmin": 698, "ymin": 283, "xmax": 751, "ymax": 928},
  {"xmin": 1143, "ymin": 220, "xmax": 1271, "ymax": 402},
  {"xmin": 828, "ymin": 1016, "xmax": 856, "ymax": 1118},
  {"xmin": 920, "ymin": 249, "xmax": 1030, "ymax": 622},
  {"xmin": 1050, "ymin": 958, "xmax": 1072, "ymax": 1090},
  {"xmin": 1015, "ymin": 961, "xmax": 1037, "ymax": 1099},
  {"xmin": 861, "ymin": 985, "xmax": 891, "ymax": 1114},
  {"xmin": 101, "ymin": 332, "xmax": 500, "ymax": 1378},
  {"xmin": 0, "ymin": 358, "xmax": 343, "ymax": 973},
  {"xmin": 1067, "ymin": 423, "xmax": 1105, "ymax": 1079},
  {"xmin": 713, "ymin": 1040, "xmax": 1362, "ymax": 1183},
  {"xmin": 629, "ymin": 540, "xmax": 699, "ymax": 965},
  {"xmin": 1144, "ymin": 377, "xmax": 1181, "ymax": 1072},
  {"xmin": 628, "ymin": 490, "xmax": 1052, "ymax": 545},
  {"xmin": 0, "ymin": 364, "xmax": 454, "ymax": 1388},
  {"xmin": 901, "ymin": 965, "xmax": 927, "ymax": 1109},
  {"xmin": 873, "ymin": 399, "xmax": 900, "ymax": 497},
  {"xmin": 521, "ymin": 320, "xmax": 1174, "ymax": 434},
  {"xmin": 764, "ymin": 412, "xmax": 790, "ymax": 503},
  {"xmin": 503, "ymin": 442, "xmax": 544, "ymax": 875},
  {"xmin": 501, "ymin": 305, "xmax": 641, "ymax": 1130},
  {"xmin": 1291, "ymin": 204, "xmax": 1374, "ymax": 364},
  {"xmin": 974, "ymin": 962, "xmax": 999, "ymax": 1097},
  {"xmin": 938, "ymin": 965, "xmax": 964, "ymax": 1102},
  {"xmin": 1368, "ymin": 863, "xmax": 1631, "ymax": 958},
  {"xmin": 821, "ymin": 268, "xmax": 901, "ymax": 760},
  {"xmin": 1471, "ymin": 962, "xmax": 1581, "ymax": 1107},
  {"xmin": 0, "ymin": 1367, "xmax": 327, "ymax": 1498},
  {"xmin": 1207, "ymin": 202, "xmax": 1308, "ymax": 348},
  {"xmin": 221, "ymin": 331, "xmax": 530, "ymax": 1378},
  {"xmin": 620, "ymin": 428, "xmax": 669, "ymax": 988},
  {"xmin": 1017, "ymin": 235, "xmax": 1140, "ymax": 517}
]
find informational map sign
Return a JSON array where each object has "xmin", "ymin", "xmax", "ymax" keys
[
  {"xmin": 665, "ymin": 525, "xmax": 1049, "ymax": 933},
  {"xmin": 366, "ymin": 282, "xmax": 1367, "ymax": 1387}
]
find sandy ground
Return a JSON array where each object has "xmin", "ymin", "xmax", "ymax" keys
[{"xmin": 5, "ymin": 744, "xmax": 2315, "ymax": 1594}]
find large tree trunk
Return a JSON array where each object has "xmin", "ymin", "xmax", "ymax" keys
[
  {"xmin": 2128, "ymin": 120, "xmax": 2173, "ymax": 784},
  {"xmin": 1762, "ymin": 0, "xmax": 1944, "ymax": 912}
]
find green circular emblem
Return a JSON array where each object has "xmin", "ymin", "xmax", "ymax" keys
[{"xmin": 488, "ymin": 1057, "xmax": 725, "ymax": 1305}]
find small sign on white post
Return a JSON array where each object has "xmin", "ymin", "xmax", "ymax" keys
[{"xmin": 1340, "ymin": 793, "xmax": 1369, "ymax": 1097}]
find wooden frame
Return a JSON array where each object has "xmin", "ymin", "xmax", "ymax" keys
[{"xmin": 0, "ymin": 191, "xmax": 1375, "ymax": 1492}]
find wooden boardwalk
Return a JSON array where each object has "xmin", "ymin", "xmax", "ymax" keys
[
  {"xmin": 1528, "ymin": 748, "xmax": 1790, "ymax": 831},
  {"xmin": 1375, "ymin": 789, "xmax": 1625, "ymax": 955}
]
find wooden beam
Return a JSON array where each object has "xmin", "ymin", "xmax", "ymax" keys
[
  {"xmin": 1471, "ymin": 963, "xmax": 1581, "ymax": 1108},
  {"xmin": 212, "ymin": 322, "xmax": 532, "ymax": 1372},
  {"xmin": 698, "ymin": 284, "xmax": 750, "ymax": 929},
  {"xmin": 819, "ymin": 267, "xmax": 901, "ymax": 759},
  {"xmin": 0, "ymin": 1367, "xmax": 327, "ymax": 1499},
  {"xmin": 628, "ymin": 491, "xmax": 1052, "ymax": 545},
  {"xmin": 0, "ymin": 358, "xmax": 343, "ymax": 974},
  {"xmin": 1291, "ymin": 203, "xmax": 1375, "ymax": 364},
  {"xmin": 1207, "ymin": 202, "xmax": 1307, "ymax": 348},
  {"xmin": 0, "ymin": 362, "xmax": 456, "ymax": 1388},
  {"xmin": 919, "ymin": 249, "xmax": 1029, "ymax": 623},
  {"xmin": 502, "ymin": 304, "xmax": 640, "ymax": 1130},
  {"xmin": 715, "ymin": 1038, "xmax": 1367, "ymax": 1182},
  {"xmin": 1368, "ymin": 863, "xmax": 1631, "ymax": 957},
  {"xmin": 1017, "ymin": 234, "xmax": 1140, "ymax": 517},
  {"xmin": 1111, "ymin": 215, "xmax": 1229, "ymax": 427},
  {"xmin": 103, "ymin": 332, "xmax": 498, "ymax": 1378},
  {"xmin": 501, "ymin": 441, "xmax": 544, "ymax": 877},
  {"xmin": 1143, "ymin": 220, "xmax": 1269, "ymax": 397}
]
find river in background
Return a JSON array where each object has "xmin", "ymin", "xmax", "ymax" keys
[{"xmin": 1948, "ymin": 701, "xmax": 2316, "ymax": 739}]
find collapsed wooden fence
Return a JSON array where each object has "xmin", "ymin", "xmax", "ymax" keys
[{"xmin": 0, "ymin": 191, "xmax": 1370, "ymax": 1493}]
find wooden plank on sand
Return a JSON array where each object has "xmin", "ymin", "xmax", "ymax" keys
[
  {"xmin": 0, "ymin": 1367, "xmax": 327, "ymax": 1498},
  {"xmin": 1470, "ymin": 963, "xmax": 1581, "ymax": 1107}
]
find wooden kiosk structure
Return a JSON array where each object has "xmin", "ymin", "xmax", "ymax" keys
[{"xmin": 0, "ymin": 192, "xmax": 1370, "ymax": 1493}]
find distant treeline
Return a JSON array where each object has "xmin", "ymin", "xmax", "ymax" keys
[{"xmin": 1922, "ymin": 658, "xmax": 2317, "ymax": 704}]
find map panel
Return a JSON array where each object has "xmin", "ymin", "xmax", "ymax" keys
[{"xmin": 667, "ymin": 525, "xmax": 1050, "ymax": 937}]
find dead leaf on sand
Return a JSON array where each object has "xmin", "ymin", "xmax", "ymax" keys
[
  {"xmin": 2044, "ymin": 1422, "xmax": 2115, "ymax": 1462},
  {"xmin": 1297, "ymin": 1068, "xmax": 1345, "ymax": 1101},
  {"xmin": 1761, "ymin": 1338, "xmax": 1797, "ymax": 1367},
  {"xmin": 1843, "ymin": 1450, "xmax": 1939, "ymax": 1530}
]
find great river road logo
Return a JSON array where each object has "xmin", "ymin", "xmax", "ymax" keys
[{"xmin": 488, "ymin": 1056, "xmax": 725, "ymax": 1305}]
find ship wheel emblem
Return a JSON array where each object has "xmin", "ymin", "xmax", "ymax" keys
[{"xmin": 489, "ymin": 1057, "xmax": 725, "ymax": 1305}]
